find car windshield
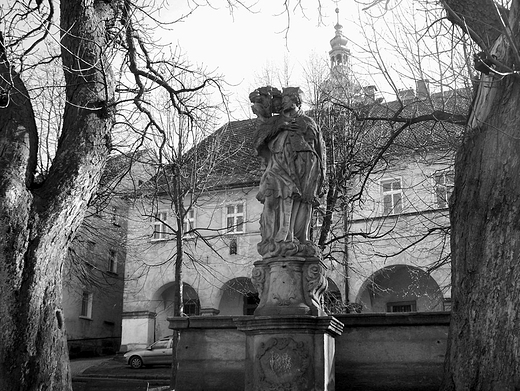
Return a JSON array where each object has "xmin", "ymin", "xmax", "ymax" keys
[{"xmin": 151, "ymin": 340, "xmax": 169, "ymax": 350}]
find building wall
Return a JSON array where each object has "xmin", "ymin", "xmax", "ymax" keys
[
  {"xmin": 121, "ymin": 151, "xmax": 454, "ymax": 348},
  {"xmin": 167, "ymin": 313, "xmax": 449, "ymax": 391},
  {"xmin": 347, "ymin": 152, "xmax": 452, "ymax": 312},
  {"xmin": 122, "ymin": 185, "xmax": 347, "ymax": 347},
  {"xmin": 62, "ymin": 154, "xmax": 153, "ymax": 357},
  {"xmin": 63, "ymin": 197, "xmax": 128, "ymax": 357}
]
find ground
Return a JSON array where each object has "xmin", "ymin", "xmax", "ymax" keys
[{"xmin": 71, "ymin": 356, "xmax": 170, "ymax": 391}]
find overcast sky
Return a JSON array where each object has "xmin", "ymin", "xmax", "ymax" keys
[{"xmin": 161, "ymin": 0, "xmax": 365, "ymax": 121}]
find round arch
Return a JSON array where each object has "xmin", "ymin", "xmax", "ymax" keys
[
  {"xmin": 151, "ymin": 282, "xmax": 200, "ymax": 339},
  {"xmin": 355, "ymin": 265, "xmax": 444, "ymax": 313},
  {"xmin": 218, "ymin": 277, "xmax": 258, "ymax": 316},
  {"xmin": 324, "ymin": 277, "xmax": 343, "ymax": 314}
]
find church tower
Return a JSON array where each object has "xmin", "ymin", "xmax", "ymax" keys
[{"xmin": 329, "ymin": 7, "xmax": 351, "ymax": 76}]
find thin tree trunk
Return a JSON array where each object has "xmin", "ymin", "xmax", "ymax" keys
[{"xmin": 170, "ymin": 169, "xmax": 184, "ymax": 390}]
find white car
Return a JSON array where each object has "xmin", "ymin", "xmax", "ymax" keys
[{"xmin": 123, "ymin": 336, "xmax": 173, "ymax": 369}]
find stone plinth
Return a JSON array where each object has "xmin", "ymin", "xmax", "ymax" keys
[
  {"xmin": 252, "ymin": 256, "xmax": 328, "ymax": 316},
  {"xmin": 235, "ymin": 316, "xmax": 343, "ymax": 391}
]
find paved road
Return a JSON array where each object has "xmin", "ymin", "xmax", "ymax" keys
[{"xmin": 71, "ymin": 356, "xmax": 170, "ymax": 391}]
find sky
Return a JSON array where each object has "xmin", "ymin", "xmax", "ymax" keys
[{"xmin": 159, "ymin": 0, "xmax": 366, "ymax": 121}]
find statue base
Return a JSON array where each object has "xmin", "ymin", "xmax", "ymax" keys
[
  {"xmin": 235, "ymin": 315, "xmax": 343, "ymax": 391},
  {"xmin": 252, "ymin": 256, "xmax": 328, "ymax": 317}
]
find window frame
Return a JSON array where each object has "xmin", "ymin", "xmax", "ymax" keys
[
  {"xmin": 381, "ymin": 177, "xmax": 403, "ymax": 216},
  {"xmin": 433, "ymin": 171, "xmax": 454, "ymax": 209},
  {"xmin": 108, "ymin": 249, "xmax": 118, "ymax": 274},
  {"xmin": 80, "ymin": 291, "xmax": 93, "ymax": 319},
  {"xmin": 224, "ymin": 202, "xmax": 245, "ymax": 234},
  {"xmin": 386, "ymin": 300, "xmax": 417, "ymax": 313},
  {"xmin": 183, "ymin": 208, "xmax": 196, "ymax": 236},
  {"xmin": 152, "ymin": 210, "xmax": 169, "ymax": 241}
]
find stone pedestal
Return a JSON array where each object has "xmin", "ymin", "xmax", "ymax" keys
[
  {"xmin": 235, "ymin": 315, "xmax": 343, "ymax": 391},
  {"xmin": 252, "ymin": 256, "xmax": 328, "ymax": 316},
  {"xmin": 241, "ymin": 256, "xmax": 343, "ymax": 390}
]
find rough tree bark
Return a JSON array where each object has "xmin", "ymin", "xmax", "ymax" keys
[
  {"xmin": 441, "ymin": 0, "xmax": 520, "ymax": 389},
  {"xmin": 0, "ymin": 1, "xmax": 115, "ymax": 390}
]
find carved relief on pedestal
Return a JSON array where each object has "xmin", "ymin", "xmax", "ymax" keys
[
  {"xmin": 255, "ymin": 337, "xmax": 311, "ymax": 391},
  {"xmin": 269, "ymin": 260, "xmax": 303, "ymax": 307},
  {"xmin": 304, "ymin": 260, "xmax": 328, "ymax": 315},
  {"xmin": 252, "ymin": 261, "xmax": 267, "ymax": 298}
]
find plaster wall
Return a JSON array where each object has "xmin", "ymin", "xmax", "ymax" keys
[{"xmin": 168, "ymin": 312, "xmax": 449, "ymax": 391}]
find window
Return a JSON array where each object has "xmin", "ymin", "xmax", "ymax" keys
[
  {"xmin": 225, "ymin": 204, "xmax": 244, "ymax": 233},
  {"xmin": 80, "ymin": 292, "xmax": 93, "ymax": 318},
  {"xmin": 183, "ymin": 209, "xmax": 195, "ymax": 235},
  {"xmin": 382, "ymin": 178, "xmax": 403, "ymax": 215},
  {"xmin": 386, "ymin": 300, "xmax": 417, "ymax": 313},
  {"xmin": 152, "ymin": 211, "xmax": 168, "ymax": 240},
  {"xmin": 243, "ymin": 293, "xmax": 260, "ymax": 315},
  {"xmin": 151, "ymin": 340, "xmax": 170, "ymax": 350},
  {"xmin": 229, "ymin": 238, "xmax": 238, "ymax": 255},
  {"xmin": 110, "ymin": 206, "xmax": 119, "ymax": 226},
  {"xmin": 311, "ymin": 208, "xmax": 324, "ymax": 241},
  {"xmin": 184, "ymin": 299, "xmax": 200, "ymax": 316},
  {"xmin": 434, "ymin": 172, "xmax": 454, "ymax": 209},
  {"xmin": 108, "ymin": 249, "xmax": 117, "ymax": 274}
]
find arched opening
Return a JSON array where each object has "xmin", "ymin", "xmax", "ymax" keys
[
  {"xmin": 323, "ymin": 278, "xmax": 343, "ymax": 314},
  {"xmin": 356, "ymin": 265, "xmax": 444, "ymax": 313},
  {"xmin": 218, "ymin": 277, "xmax": 258, "ymax": 316},
  {"xmin": 151, "ymin": 282, "xmax": 200, "ymax": 339}
]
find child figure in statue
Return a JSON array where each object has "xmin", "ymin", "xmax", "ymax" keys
[{"xmin": 250, "ymin": 86, "xmax": 326, "ymax": 258}]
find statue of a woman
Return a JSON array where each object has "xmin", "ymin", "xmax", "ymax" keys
[{"xmin": 251, "ymin": 86, "xmax": 326, "ymax": 258}]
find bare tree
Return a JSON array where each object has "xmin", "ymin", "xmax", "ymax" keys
[
  {"xmin": 0, "ymin": 0, "xmax": 231, "ymax": 389},
  {"xmin": 352, "ymin": 0, "xmax": 520, "ymax": 387}
]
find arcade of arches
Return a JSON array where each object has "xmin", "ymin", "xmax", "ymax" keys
[
  {"xmin": 356, "ymin": 265, "xmax": 446, "ymax": 313},
  {"xmin": 149, "ymin": 266, "xmax": 443, "ymax": 340}
]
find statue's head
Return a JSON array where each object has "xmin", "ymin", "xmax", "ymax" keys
[
  {"xmin": 281, "ymin": 87, "xmax": 303, "ymax": 113},
  {"xmin": 249, "ymin": 86, "xmax": 282, "ymax": 118}
]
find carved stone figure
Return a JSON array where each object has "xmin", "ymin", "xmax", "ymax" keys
[{"xmin": 250, "ymin": 86, "xmax": 326, "ymax": 258}]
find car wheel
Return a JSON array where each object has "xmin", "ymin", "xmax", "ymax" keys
[{"xmin": 129, "ymin": 355, "xmax": 144, "ymax": 369}]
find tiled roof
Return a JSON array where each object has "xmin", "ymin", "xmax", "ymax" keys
[{"xmin": 143, "ymin": 88, "xmax": 470, "ymax": 194}]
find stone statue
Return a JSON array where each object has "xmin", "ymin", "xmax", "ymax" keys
[{"xmin": 250, "ymin": 86, "xmax": 326, "ymax": 258}]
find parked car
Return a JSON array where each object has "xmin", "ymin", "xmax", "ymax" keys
[{"xmin": 123, "ymin": 336, "xmax": 173, "ymax": 369}]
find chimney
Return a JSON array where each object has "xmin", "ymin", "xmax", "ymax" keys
[
  {"xmin": 397, "ymin": 88, "xmax": 414, "ymax": 102},
  {"xmin": 363, "ymin": 85, "xmax": 377, "ymax": 101},
  {"xmin": 416, "ymin": 79, "xmax": 430, "ymax": 100}
]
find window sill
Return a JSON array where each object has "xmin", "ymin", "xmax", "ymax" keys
[
  {"xmin": 79, "ymin": 316, "xmax": 93, "ymax": 321},
  {"xmin": 150, "ymin": 238, "xmax": 168, "ymax": 242}
]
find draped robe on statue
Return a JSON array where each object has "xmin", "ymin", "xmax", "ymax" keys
[{"xmin": 256, "ymin": 111, "xmax": 326, "ymax": 258}]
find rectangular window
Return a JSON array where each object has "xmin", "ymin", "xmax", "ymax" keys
[
  {"xmin": 110, "ymin": 206, "xmax": 119, "ymax": 225},
  {"xmin": 225, "ymin": 204, "xmax": 244, "ymax": 233},
  {"xmin": 434, "ymin": 172, "xmax": 454, "ymax": 209},
  {"xmin": 80, "ymin": 291, "xmax": 93, "ymax": 318},
  {"xmin": 382, "ymin": 178, "xmax": 403, "ymax": 215},
  {"xmin": 152, "ymin": 211, "xmax": 168, "ymax": 240},
  {"xmin": 229, "ymin": 238, "xmax": 238, "ymax": 255},
  {"xmin": 183, "ymin": 209, "xmax": 195, "ymax": 235},
  {"xmin": 108, "ymin": 249, "xmax": 117, "ymax": 274},
  {"xmin": 386, "ymin": 300, "xmax": 417, "ymax": 313}
]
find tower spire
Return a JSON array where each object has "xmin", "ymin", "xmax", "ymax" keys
[{"xmin": 329, "ymin": 5, "xmax": 350, "ymax": 70}]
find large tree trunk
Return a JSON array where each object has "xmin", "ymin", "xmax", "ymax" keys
[
  {"xmin": 0, "ymin": 1, "xmax": 114, "ymax": 390},
  {"xmin": 441, "ymin": 1, "xmax": 520, "ymax": 389}
]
